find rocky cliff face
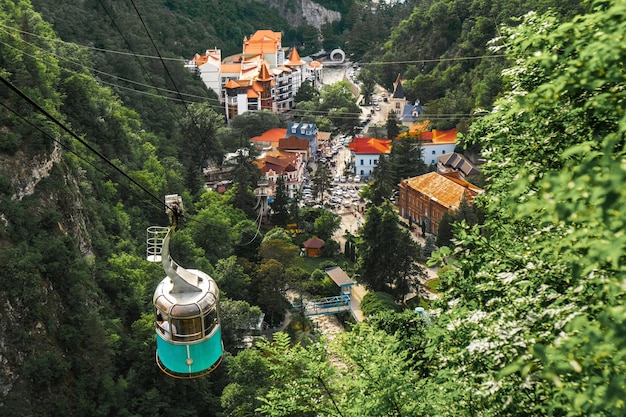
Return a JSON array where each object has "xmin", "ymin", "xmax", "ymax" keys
[{"xmin": 255, "ymin": 0, "xmax": 341, "ymax": 29}]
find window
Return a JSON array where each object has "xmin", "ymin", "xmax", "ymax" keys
[
  {"xmin": 374, "ymin": 159, "xmax": 378, "ymax": 165},
  {"xmin": 360, "ymin": 159, "xmax": 364, "ymax": 165},
  {"xmin": 171, "ymin": 317, "xmax": 203, "ymax": 342},
  {"xmin": 203, "ymin": 308, "xmax": 218, "ymax": 336},
  {"xmin": 432, "ymin": 150, "xmax": 436, "ymax": 154}
]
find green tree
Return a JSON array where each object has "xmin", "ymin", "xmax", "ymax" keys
[
  {"xmin": 318, "ymin": 81, "xmax": 360, "ymax": 132},
  {"xmin": 356, "ymin": 202, "xmax": 425, "ymax": 299},
  {"xmin": 356, "ymin": 67, "xmax": 377, "ymax": 105},
  {"xmin": 389, "ymin": 134, "xmax": 427, "ymax": 184},
  {"xmin": 312, "ymin": 161, "xmax": 332, "ymax": 203},
  {"xmin": 294, "ymin": 80, "xmax": 318, "ymax": 103},
  {"xmin": 178, "ymin": 101, "xmax": 226, "ymax": 192},
  {"xmin": 385, "ymin": 109, "xmax": 400, "ymax": 140},
  {"xmin": 258, "ymin": 228, "xmax": 298, "ymax": 267},
  {"xmin": 229, "ymin": 110, "xmax": 281, "ymax": 140},
  {"xmin": 253, "ymin": 259, "xmax": 289, "ymax": 325},
  {"xmin": 221, "ymin": 347, "xmax": 271, "ymax": 416},
  {"xmin": 313, "ymin": 210, "xmax": 341, "ymax": 242},
  {"xmin": 362, "ymin": 154, "xmax": 394, "ymax": 206},
  {"xmin": 219, "ymin": 298, "xmax": 263, "ymax": 351},
  {"xmin": 270, "ymin": 175, "xmax": 290, "ymax": 226},
  {"xmin": 422, "ymin": 3, "xmax": 626, "ymax": 415},
  {"xmin": 228, "ymin": 150, "xmax": 261, "ymax": 219},
  {"xmin": 213, "ymin": 255, "xmax": 251, "ymax": 301}
]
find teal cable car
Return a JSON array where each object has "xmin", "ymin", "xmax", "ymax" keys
[{"xmin": 148, "ymin": 195, "xmax": 223, "ymax": 378}]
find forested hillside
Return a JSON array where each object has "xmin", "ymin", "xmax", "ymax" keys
[
  {"xmin": 2, "ymin": 0, "xmax": 625, "ymax": 415},
  {"xmin": 361, "ymin": 0, "xmax": 587, "ymax": 129}
]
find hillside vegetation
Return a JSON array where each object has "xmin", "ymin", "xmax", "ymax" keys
[{"xmin": 2, "ymin": 0, "xmax": 625, "ymax": 415}]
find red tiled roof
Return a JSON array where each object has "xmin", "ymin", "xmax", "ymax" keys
[
  {"xmin": 349, "ymin": 137, "xmax": 392, "ymax": 154},
  {"xmin": 404, "ymin": 172, "xmax": 483, "ymax": 209},
  {"xmin": 279, "ymin": 136, "xmax": 309, "ymax": 151},
  {"xmin": 250, "ymin": 128, "xmax": 287, "ymax": 143}
]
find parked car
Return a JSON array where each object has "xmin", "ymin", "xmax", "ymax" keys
[{"xmin": 354, "ymin": 175, "xmax": 361, "ymax": 183}]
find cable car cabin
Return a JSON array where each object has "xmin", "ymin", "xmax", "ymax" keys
[{"xmin": 152, "ymin": 226, "xmax": 223, "ymax": 378}]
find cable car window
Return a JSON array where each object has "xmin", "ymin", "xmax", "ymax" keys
[
  {"xmin": 171, "ymin": 317, "xmax": 202, "ymax": 341},
  {"xmin": 203, "ymin": 308, "xmax": 218, "ymax": 336}
]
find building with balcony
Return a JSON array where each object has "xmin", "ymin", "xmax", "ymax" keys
[{"xmin": 186, "ymin": 30, "xmax": 309, "ymax": 119}]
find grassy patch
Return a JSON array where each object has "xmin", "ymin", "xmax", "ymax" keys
[
  {"xmin": 295, "ymin": 254, "xmax": 355, "ymax": 274},
  {"xmin": 426, "ymin": 278, "xmax": 440, "ymax": 292}
]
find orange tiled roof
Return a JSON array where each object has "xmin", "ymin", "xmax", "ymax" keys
[
  {"xmin": 261, "ymin": 154, "xmax": 297, "ymax": 175},
  {"xmin": 221, "ymin": 63, "xmax": 242, "ymax": 74},
  {"xmin": 224, "ymin": 79, "xmax": 240, "ymax": 89},
  {"xmin": 285, "ymin": 47, "xmax": 305, "ymax": 66},
  {"xmin": 250, "ymin": 128, "xmax": 288, "ymax": 143},
  {"xmin": 257, "ymin": 62, "xmax": 272, "ymax": 81},
  {"xmin": 406, "ymin": 121, "xmax": 431, "ymax": 136},
  {"xmin": 309, "ymin": 60, "xmax": 322, "ymax": 68},
  {"xmin": 317, "ymin": 131, "xmax": 331, "ymax": 142},
  {"xmin": 349, "ymin": 137, "xmax": 392, "ymax": 155},
  {"xmin": 266, "ymin": 148, "xmax": 300, "ymax": 163},
  {"xmin": 273, "ymin": 66, "xmax": 293, "ymax": 75},
  {"xmin": 421, "ymin": 128, "xmax": 457, "ymax": 143},
  {"xmin": 404, "ymin": 172, "xmax": 482, "ymax": 209},
  {"xmin": 243, "ymin": 30, "xmax": 281, "ymax": 55}
]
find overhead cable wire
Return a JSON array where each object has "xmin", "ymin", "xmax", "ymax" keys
[
  {"xmin": 0, "ymin": 100, "xmax": 167, "ymax": 214},
  {"xmin": 127, "ymin": 0, "xmax": 212, "ymax": 144},
  {"xmin": 359, "ymin": 54, "xmax": 506, "ymax": 66},
  {"xmin": 0, "ymin": 35, "xmax": 219, "ymax": 105},
  {"xmin": 2, "ymin": 30, "xmax": 478, "ymax": 121},
  {"xmin": 0, "ymin": 21, "xmax": 183, "ymax": 61},
  {"xmin": 0, "ymin": 21, "xmax": 506, "ymax": 67},
  {"xmin": 0, "ymin": 73, "xmax": 167, "ymax": 210},
  {"xmin": 95, "ymin": 0, "xmax": 221, "ymax": 129}
]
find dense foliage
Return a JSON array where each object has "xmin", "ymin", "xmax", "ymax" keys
[
  {"xmin": 252, "ymin": 1, "xmax": 626, "ymax": 415},
  {"xmin": 4, "ymin": 0, "xmax": 624, "ymax": 415},
  {"xmin": 363, "ymin": 0, "xmax": 587, "ymax": 129}
]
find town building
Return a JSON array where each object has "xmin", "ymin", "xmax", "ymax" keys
[
  {"xmin": 250, "ymin": 127, "xmax": 287, "ymax": 151},
  {"xmin": 250, "ymin": 123, "xmax": 326, "ymax": 198},
  {"xmin": 398, "ymin": 172, "xmax": 483, "ymax": 235},
  {"xmin": 387, "ymin": 74, "xmax": 424, "ymax": 128},
  {"xmin": 420, "ymin": 128, "xmax": 458, "ymax": 166},
  {"xmin": 286, "ymin": 122, "xmax": 318, "ymax": 156},
  {"xmin": 255, "ymin": 150, "xmax": 303, "ymax": 198},
  {"xmin": 186, "ymin": 30, "xmax": 323, "ymax": 119},
  {"xmin": 348, "ymin": 137, "xmax": 392, "ymax": 179}
]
